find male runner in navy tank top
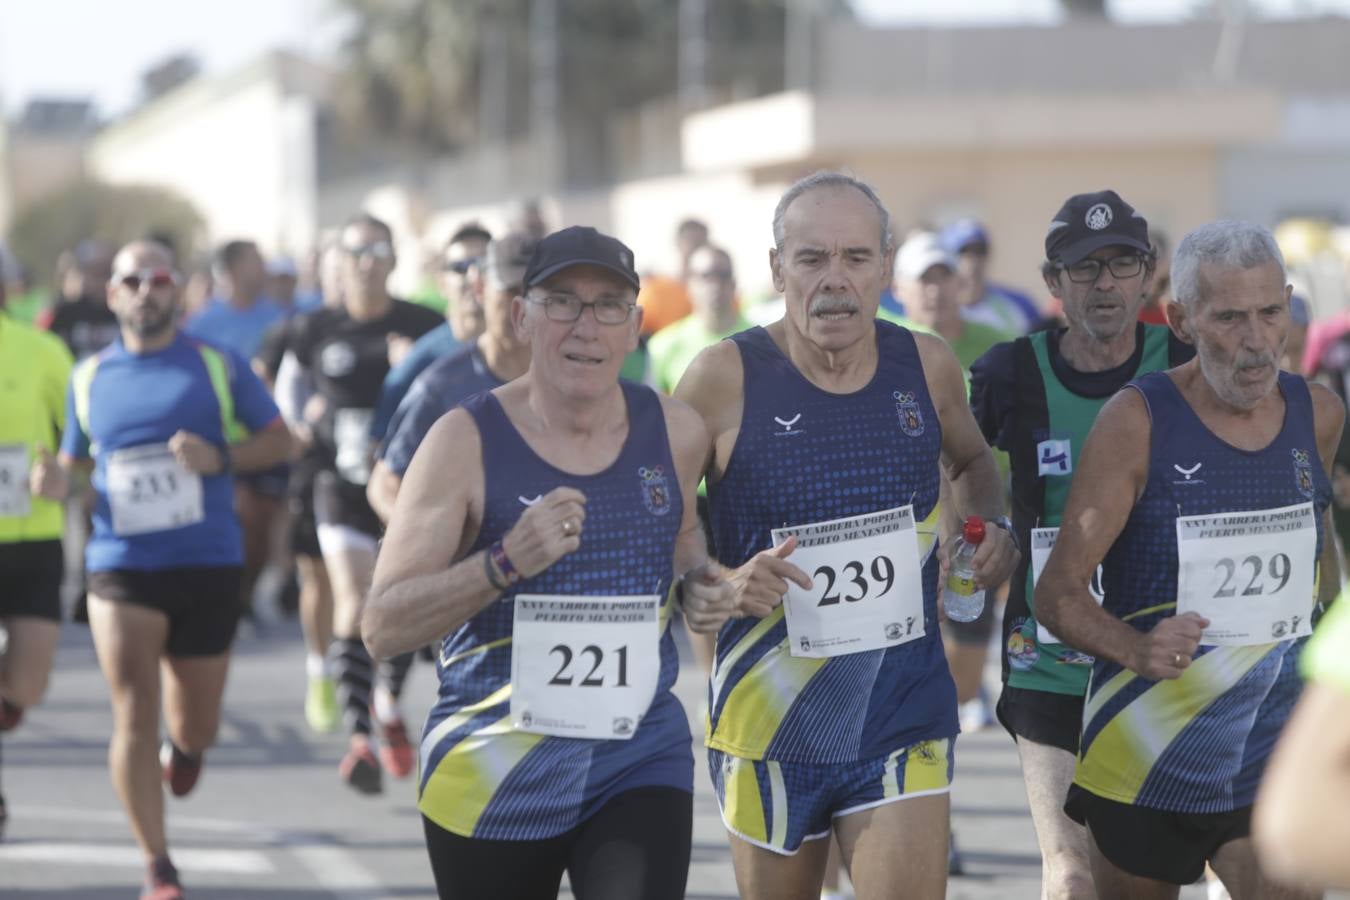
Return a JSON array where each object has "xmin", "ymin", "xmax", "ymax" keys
[
  {"xmin": 676, "ymin": 171, "xmax": 1019, "ymax": 900},
  {"xmin": 363, "ymin": 226, "xmax": 736, "ymax": 900},
  {"xmin": 1036, "ymin": 220, "xmax": 1342, "ymax": 899}
]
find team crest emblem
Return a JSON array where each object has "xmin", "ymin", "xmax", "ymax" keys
[
  {"xmin": 1271, "ymin": 620, "xmax": 1289, "ymax": 639},
  {"xmin": 1085, "ymin": 203, "xmax": 1113, "ymax": 230},
  {"xmin": 800, "ymin": 636, "xmax": 811, "ymax": 653},
  {"xmin": 638, "ymin": 466, "xmax": 671, "ymax": 516},
  {"xmin": 1292, "ymin": 448, "xmax": 1314, "ymax": 498},
  {"xmin": 613, "ymin": 717, "xmax": 634, "ymax": 736},
  {"xmin": 885, "ymin": 622, "xmax": 902, "ymax": 640},
  {"xmin": 894, "ymin": 391, "xmax": 925, "ymax": 437},
  {"xmin": 520, "ymin": 710, "xmax": 533, "ymax": 728},
  {"xmin": 1007, "ymin": 619, "xmax": 1040, "ymax": 671}
]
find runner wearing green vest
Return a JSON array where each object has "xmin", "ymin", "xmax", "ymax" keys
[
  {"xmin": 0, "ymin": 277, "xmax": 74, "ymax": 841},
  {"xmin": 969, "ymin": 190, "xmax": 1193, "ymax": 899}
]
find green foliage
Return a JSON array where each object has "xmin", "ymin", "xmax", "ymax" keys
[{"xmin": 9, "ymin": 180, "xmax": 204, "ymax": 287}]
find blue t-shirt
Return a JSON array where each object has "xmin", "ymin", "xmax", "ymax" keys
[
  {"xmin": 62, "ymin": 334, "xmax": 282, "ymax": 572},
  {"xmin": 186, "ymin": 296, "xmax": 289, "ymax": 360},
  {"xmin": 369, "ymin": 321, "xmax": 461, "ymax": 443},
  {"xmin": 378, "ymin": 346, "xmax": 503, "ymax": 476}
]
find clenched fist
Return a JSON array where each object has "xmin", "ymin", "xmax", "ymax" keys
[
  {"xmin": 169, "ymin": 431, "xmax": 227, "ymax": 476},
  {"xmin": 501, "ymin": 486, "xmax": 587, "ymax": 579}
]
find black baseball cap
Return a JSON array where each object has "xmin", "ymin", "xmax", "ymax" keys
[
  {"xmin": 523, "ymin": 226, "xmax": 640, "ymax": 292},
  {"xmin": 1045, "ymin": 190, "xmax": 1151, "ymax": 266}
]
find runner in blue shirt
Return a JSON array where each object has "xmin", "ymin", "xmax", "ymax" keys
[{"xmin": 58, "ymin": 240, "xmax": 292, "ymax": 900}]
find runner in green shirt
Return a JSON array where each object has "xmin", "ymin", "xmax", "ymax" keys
[{"xmin": 648, "ymin": 244, "xmax": 751, "ymax": 394}]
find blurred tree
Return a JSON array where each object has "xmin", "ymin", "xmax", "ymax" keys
[
  {"xmin": 1060, "ymin": 0, "xmax": 1108, "ymax": 16},
  {"xmin": 330, "ymin": 0, "xmax": 852, "ymax": 154},
  {"xmin": 8, "ymin": 180, "xmax": 204, "ymax": 288}
]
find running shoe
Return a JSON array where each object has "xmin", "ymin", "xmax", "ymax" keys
[
  {"xmin": 948, "ymin": 829, "xmax": 966, "ymax": 876},
  {"xmin": 304, "ymin": 676, "xmax": 340, "ymax": 734},
  {"xmin": 339, "ymin": 735, "xmax": 383, "ymax": 795},
  {"xmin": 377, "ymin": 717, "xmax": 415, "ymax": 779},
  {"xmin": 140, "ymin": 855, "xmax": 184, "ymax": 900},
  {"xmin": 160, "ymin": 741, "xmax": 203, "ymax": 797}
]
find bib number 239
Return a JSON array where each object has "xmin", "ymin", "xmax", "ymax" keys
[
  {"xmin": 511, "ymin": 594, "xmax": 660, "ymax": 740},
  {"xmin": 773, "ymin": 505, "xmax": 926, "ymax": 659}
]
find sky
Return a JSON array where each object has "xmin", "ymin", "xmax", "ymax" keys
[{"xmin": 2, "ymin": 0, "xmax": 1349, "ymax": 118}]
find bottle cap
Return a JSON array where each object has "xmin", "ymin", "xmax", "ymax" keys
[{"xmin": 963, "ymin": 516, "xmax": 986, "ymax": 544}]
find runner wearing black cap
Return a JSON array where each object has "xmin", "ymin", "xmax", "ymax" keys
[
  {"xmin": 969, "ymin": 190, "xmax": 1194, "ymax": 898},
  {"xmin": 365, "ymin": 224, "xmax": 732, "ymax": 900}
]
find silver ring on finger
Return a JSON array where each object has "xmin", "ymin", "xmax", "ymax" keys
[
  {"xmin": 562, "ymin": 518, "xmax": 576, "ymax": 537},
  {"xmin": 1173, "ymin": 652, "xmax": 1182, "ymax": 666}
]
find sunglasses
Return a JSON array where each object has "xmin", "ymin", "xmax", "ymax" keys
[
  {"xmin": 343, "ymin": 241, "xmax": 394, "ymax": 260},
  {"xmin": 442, "ymin": 256, "xmax": 482, "ymax": 275},
  {"xmin": 115, "ymin": 269, "xmax": 180, "ymax": 292}
]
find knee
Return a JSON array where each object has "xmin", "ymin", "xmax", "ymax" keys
[
  {"xmin": 171, "ymin": 716, "xmax": 219, "ymax": 755},
  {"xmin": 1044, "ymin": 852, "xmax": 1096, "ymax": 900},
  {"xmin": 2, "ymin": 667, "xmax": 51, "ymax": 708}
]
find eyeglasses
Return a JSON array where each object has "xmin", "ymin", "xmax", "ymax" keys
[
  {"xmin": 343, "ymin": 241, "xmax": 393, "ymax": 260},
  {"xmin": 1062, "ymin": 254, "xmax": 1146, "ymax": 284},
  {"xmin": 442, "ymin": 256, "xmax": 481, "ymax": 275},
  {"xmin": 529, "ymin": 295, "xmax": 636, "ymax": 325},
  {"xmin": 114, "ymin": 269, "xmax": 179, "ymax": 292}
]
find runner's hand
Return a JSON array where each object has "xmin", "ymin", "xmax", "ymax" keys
[
  {"xmin": 169, "ymin": 430, "xmax": 226, "ymax": 476},
  {"xmin": 681, "ymin": 561, "xmax": 735, "ymax": 633},
  {"xmin": 28, "ymin": 446, "xmax": 68, "ymax": 501},
  {"xmin": 303, "ymin": 393, "xmax": 328, "ymax": 426},
  {"xmin": 727, "ymin": 536, "xmax": 812, "ymax": 619},
  {"xmin": 502, "ymin": 486, "xmax": 587, "ymax": 578},
  {"xmin": 387, "ymin": 334, "xmax": 414, "ymax": 369},
  {"xmin": 971, "ymin": 524, "xmax": 1019, "ymax": 588},
  {"xmin": 1130, "ymin": 611, "xmax": 1209, "ymax": 680}
]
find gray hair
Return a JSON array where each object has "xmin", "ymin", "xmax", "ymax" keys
[
  {"xmin": 772, "ymin": 170, "xmax": 893, "ymax": 253},
  {"xmin": 1172, "ymin": 220, "xmax": 1286, "ymax": 310}
]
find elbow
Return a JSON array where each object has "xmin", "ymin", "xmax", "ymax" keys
[
  {"xmin": 268, "ymin": 428, "xmax": 295, "ymax": 467},
  {"xmin": 1033, "ymin": 581, "xmax": 1063, "ymax": 635},
  {"xmin": 360, "ymin": 592, "xmax": 394, "ymax": 662}
]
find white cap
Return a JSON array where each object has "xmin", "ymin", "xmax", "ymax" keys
[
  {"xmin": 267, "ymin": 255, "xmax": 298, "ymax": 278},
  {"xmin": 895, "ymin": 232, "xmax": 956, "ymax": 282}
]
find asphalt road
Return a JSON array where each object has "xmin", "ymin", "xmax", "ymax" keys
[{"xmin": 0, "ymin": 611, "xmax": 1290, "ymax": 899}]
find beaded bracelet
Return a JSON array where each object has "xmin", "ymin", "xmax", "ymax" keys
[{"xmin": 489, "ymin": 540, "xmax": 522, "ymax": 586}]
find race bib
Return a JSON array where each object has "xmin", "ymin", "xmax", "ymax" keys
[
  {"xmin": 105, "ymin": 444, "xmax": 204, "ymax": 536},
  {"xmin": 772, "ymin": 505, "xmax": 928, "ymax": 659},
  {"xmin": 1030, "ymin": 527, "xmax": 1104, "ymax": 649},
  {"xmin": 511, "ymin": 594, "xmax": 660, "ymax": 740},
  {"xmin": 0, "ymin": 444, "xmax": 31, "ymax": 518},
  {"xmin": 334, "ymin": 408, "xmax": 374, "ymax": 485},
  {"xmin": 1176, "ymin": 502, "xmax": 1317, "ymax": 646}
]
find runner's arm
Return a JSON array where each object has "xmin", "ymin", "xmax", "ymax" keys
[
  {"xmin": 366, "ymin": 460, "xmax": 402, "ymax": 524},
  {"xmin": 1035, "ymin": 388, "xmax": 1205, "ymax": 679},
  {"xmin": 1253, "ymin": 680, "xmax": 1350, "ymax": 885},
  {"xmin": 1310, "ymin": 382, "xmax": 1346, "ymax": 612},
  {"xmin": 662, "ymin": 395, "xmax": 732, "ymax": 634},
  {"xmin": 672, "ymin": 340, "xmax": 744, "ymax": 486},
  {"xmin": 221, "ymin": 418, "xmax": 292, "ymax": 474},
  {"xmin": 915, "ymin": 332, "xmax": 1018, "ymax": 586}
]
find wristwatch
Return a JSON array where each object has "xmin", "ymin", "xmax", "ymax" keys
[{"xmin": 988, "ymin": 515, "xmax": 1019, "ymax": 553}]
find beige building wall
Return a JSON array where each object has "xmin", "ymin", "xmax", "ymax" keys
[
  {"xmin": 87, "ymin": 54, "xmax": 323, "ymax": 256},
  {"xmin": 7, "ymin": 131, "xmax": 88, "ymax": 216}
]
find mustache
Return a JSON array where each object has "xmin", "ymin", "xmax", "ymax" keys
[
  {"xmin": 809, "ymin": 295, "xmax": 859, "ymax": 315},
  {"xmin": 1236, "ymin": 351, "xmax": 1275, "ymax": 369}
]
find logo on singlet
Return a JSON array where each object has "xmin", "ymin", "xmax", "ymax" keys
[
  {"xmin": 773, "ymin": 413, "xmax": 804, "ymax": 437},
  {"xmin": 1292, "ymin": 448, "xmax": 1315, "ymax": 499},
  {"xmin": 320, "ymin": 341, "xmax": 357, "ymax": 377},
  {"xmin": 1007, "ymin": 618, "xmax": 1040, "ymax": 671},
  {"xmin": 638, "ymin": 466, "xmax": 671, "ymax": 516},
  {"xmin": 1085, "ymin": 203, "xmax": 1113, "ymax": 230},
  {"xmin": 1172, "ymin": 462, "xmax": 1204, "ymax": 486},
  {"xmin": 1037, "ymin": 439, "xmax": 1072, "ymax": 476},
  {"xmin": 894, "ymin": 392, "xmax": 925, "ymax": 437}
]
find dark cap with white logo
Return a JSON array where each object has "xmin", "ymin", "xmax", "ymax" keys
[
  {"xmin": 523, "ymin": 225, "xmax": 640, "ymax": 292},
  {"xmin": 1045, "ymin": 190, "xmax": 1151, "ymax": 267}
]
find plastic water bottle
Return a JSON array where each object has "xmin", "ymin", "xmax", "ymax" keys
[{"xmin": 943, "ymin": 516, "xmax": 986, "ymax": 623}]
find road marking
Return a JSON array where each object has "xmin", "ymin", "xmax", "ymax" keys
[
  {"xmin": 0, "ymin": 842, "xmax": 274, "ymax": 874},
  {"xmin": 11, "ymin": 806, "xmax": 387, "ymax": 898}
]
